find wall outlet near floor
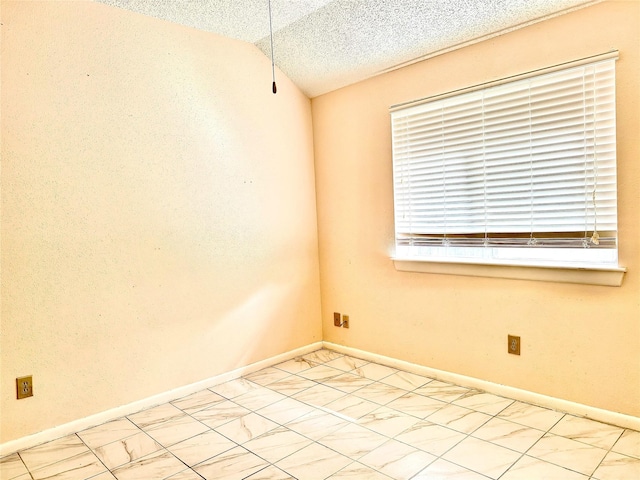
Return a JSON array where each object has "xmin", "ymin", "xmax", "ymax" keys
[
  {"xmin": 333, "ymin": 312, "xmax": 349, "ymax": 328},
  {"xmin": 508, "ymin": 335, "xmax": 521, "ymax": 355},
  {"xmin": 16, "ymin": 376, "xmax": 33, "ymax": 399}
]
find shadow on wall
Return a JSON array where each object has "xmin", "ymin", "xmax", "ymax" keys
[{"xmin": 202, "ymin": 282, "xmax": 296, "ymax": 368}]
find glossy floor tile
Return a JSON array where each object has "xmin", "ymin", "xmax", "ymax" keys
[{"xmin": 2, "ymin": 349, "xmax": 639, "ymax": 480}]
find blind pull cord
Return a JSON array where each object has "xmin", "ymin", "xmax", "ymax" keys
[
  {"xmin": 582, "ymin": 68, "xmax": 590, "ymax": 249},
  {"xmin": 440, "ymin": 105, "xmax": 450, "ymax": 247},
  {"xmin": 591, "ymin": 75, "xmax": 600, "ymax": 246},
  {"xmin": 481, "ymin": 91, "xmax": 489, "ymax": 248},
  {"xmin": 527, "ymin": 80, "xmax": 538, "ymax": 246},
  {"xmin": 590, "ymin": 65, "xmax": 600, "ymax": 246}
]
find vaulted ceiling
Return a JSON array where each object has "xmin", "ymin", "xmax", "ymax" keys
[{"xmin": 95, "ymin": 0, "xmax": 600, "ymax": 97}]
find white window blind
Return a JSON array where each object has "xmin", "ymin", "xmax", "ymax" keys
[{"xmin": 391, "ymin": 53, "xmax": 618, "ymax": 267}]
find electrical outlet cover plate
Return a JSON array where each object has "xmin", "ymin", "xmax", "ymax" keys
[
  {"xmin": 16, "ymin": 376, "xmax": 33, "ymax": 399},
  {"xmin": 333, "ymin": 312, "xmax": 341, "ymax": 327},
  {"xmin": 508, "ymin": 335, "xmax": 521, "ymax": 355},
  {"xmin": 343, "ymin": 315, "xmax": 349, "ymax": 328}
]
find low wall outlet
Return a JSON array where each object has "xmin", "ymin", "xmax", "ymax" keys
[
  {"xmin": 333, "ymin": 312, "xmax": 341, "ymax": 327},
  {"xmin": 342, "ymin": 315, "xmax": 349, "ymax": 328},
  {"xmin": 16, "ymin": 376, "xmax": 33, "ymax": 399},
  {"xmin": 508, "ymin": 335, "xmax": 521, "ymax": 355}
]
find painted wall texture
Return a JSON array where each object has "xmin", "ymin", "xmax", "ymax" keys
[
  {"xmin": 313, "ymin": 0, "xmax": 640, "ymax": 417},
  {"xmin": 2, "ymin": 0, "xmax": 639, "ymax": 446},
  {"xmin": 1, "ymin": 1, "xmax": 321, "ymax": 442}
]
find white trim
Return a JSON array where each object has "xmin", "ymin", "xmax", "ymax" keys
[
  {"xmin": 0, "ymin": 342, "xmax": 322, "ymax": 457},
  {"xmin": 3, "ymin": 340, "xmax": 637, "ymax": 457},
  {"xmin": 323, "ymin": 342, "xmax": 640, "ymax": 431},
  {"xmin": 393, "ymin": 258, "xmax": 626, "ymax": 286}
]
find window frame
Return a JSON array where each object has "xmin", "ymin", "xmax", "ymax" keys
[{"xmin": 389, "ymin": 51, "xmax": 626, "ymax": 286}]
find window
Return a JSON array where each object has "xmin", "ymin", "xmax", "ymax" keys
[{"xmin": 390, "ymin": 52, "xmax": 621, "ymax": 274}]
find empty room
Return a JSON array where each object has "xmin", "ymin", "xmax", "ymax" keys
[{"xmin": 1, "ymin": 0, "xmax": 639, "ymax": 479}]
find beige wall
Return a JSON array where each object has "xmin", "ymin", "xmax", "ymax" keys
[
  {"xmin": 313, "ymin": 1, "xmax": 640, "ymax": 417},
  {"xmin": 2, "ymin": 0, "xmax": 639, "ymax": 447},
  {"xmin": 1, "ymin": 1, "xmax": 321, "ymax": 442}
]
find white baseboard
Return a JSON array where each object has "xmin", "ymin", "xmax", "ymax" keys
[
  {"xmin": 4, "ymin": 340, "xmax": 637, "ymax": 457},
  {"xmin": 324, "ymin": 342, "xmax": 640, "ymax": 431},
  {"xmin": 0, "ymin": 342, "xmax": 322, "ymax": 457}
]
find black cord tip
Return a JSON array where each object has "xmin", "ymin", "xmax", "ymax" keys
[{"xmin": 272, "ymin": 81, "xmax": 277, "ymax": 94}]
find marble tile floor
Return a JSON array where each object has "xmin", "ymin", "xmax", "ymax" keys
[{"xmin": 2, "ymin": 349, "xmax": 639, "ymax": 480}]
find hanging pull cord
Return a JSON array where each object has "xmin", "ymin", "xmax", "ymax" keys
[
  {"xmin": 268, "ymin": 0, "xmax": 277, "ymax": 94},
  {"xmin": 590, "ymin": 69, "xmax": 599, "ymax": 246},
  {"xmin": 591, "ymin": 171, "xmax": 600, "ymax": 245}
]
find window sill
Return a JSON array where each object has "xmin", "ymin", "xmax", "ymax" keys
[{"xmin": 392, "ymin": 258, "xmax": 626, "ymax": 286}]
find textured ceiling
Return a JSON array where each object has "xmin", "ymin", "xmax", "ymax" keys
[{"xmin": 95, "ymin": 0, "xmax": 600, "ymax": 97}]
